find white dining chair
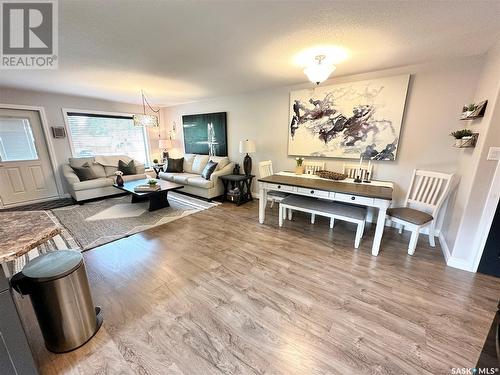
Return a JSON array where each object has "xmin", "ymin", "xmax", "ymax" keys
[
  {"xmin": 387, "ymin": 169, "xmax": 455, "ymax": 255},
  {"xmin": 303, "ymin": 161, "xmax": 326, "ymax": 175},
  {"xmin": 343, "ymin": 163, "xmax": 373, "ymax": 181},
  {"xmin": 258, "ymin": 160, "xmax": 288, "ymax": 208}
]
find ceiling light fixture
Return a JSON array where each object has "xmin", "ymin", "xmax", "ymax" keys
[
  {"xmin": 133, "ymin": 90, "xmax": 160, "ymax": 127},
  {"xmin": 303, "ymin": 55, "xmax": 336, "ymax": 85}
]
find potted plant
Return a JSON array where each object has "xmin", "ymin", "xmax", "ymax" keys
[
  {"xmin": 148, "ymin": 179, "xmax": 158, "ymax": 186},
  {"xmin": 295, "ymin": 157, "xmax": 304, "ymax": 175},
  {"xmin": 450, "ymin": 129, "xmax": 473, "ymax": 147},
  {"xmin": 114, "ymin": 170, "xmax": 124, "ymax": 186},
  {"xmin": 153, "ymin": 158, "xmax": 159, "ymax": 165}
]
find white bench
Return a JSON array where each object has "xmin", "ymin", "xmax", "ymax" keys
[{"xmin": 279, "ymin": 195, "xmax": 367, "ymax": 248}]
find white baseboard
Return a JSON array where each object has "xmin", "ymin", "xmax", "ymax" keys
[
  {"xmin": 438, "ymin": 232, "xmax": 451, "ymax": 263},
  {"xmin": 437, "ymin": 233, "xmax": 474, "ymax": 272}
]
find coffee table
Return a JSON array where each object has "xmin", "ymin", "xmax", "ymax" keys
[{"xmin": 113, "ymin": 179, "xmax": 184, "ymax": 211}]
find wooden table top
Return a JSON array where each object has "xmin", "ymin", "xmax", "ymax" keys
[
  {"xmin": 258, "ymin": 174, "xmax": 393, "ymax": 200},
  {"xmin": 0, "ymin": 211, "xmax": 61, "ymax": 263}
]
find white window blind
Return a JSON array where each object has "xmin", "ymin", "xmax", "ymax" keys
[{"xmin": 66, "ymin": 112, "xmax": 149, "ymax": 164}]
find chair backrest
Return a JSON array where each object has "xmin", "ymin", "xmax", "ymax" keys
[
  {"xmin": 258, "ymin": 160, "xmax": 274, "ymax": 178},
  {"xmin": 343, "ymin": 163, "xmax": 373, "ymax": 180},
  {"xmin": 303, "ymin": 161, "xmax": 325, "ymax": 175},
  {"xmin": 404, "ymin": 169, "xmax": 455, "ymax": 216}
]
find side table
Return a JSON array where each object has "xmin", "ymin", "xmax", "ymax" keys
[
  {"xmin": 220, "ymin": 174, "xmax": 254, "ymax": 206},
  {"xmin": 152, "ymin": 164, "xmax": 165, "ymax": 178}
]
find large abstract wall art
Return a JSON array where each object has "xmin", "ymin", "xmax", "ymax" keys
[{"xmin": 288, "ymin": 74, "xmax": 410, "ymax": 160}]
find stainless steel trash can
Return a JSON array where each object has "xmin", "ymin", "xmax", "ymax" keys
[{"xmin": 10, "ymin": 250, "xmax": 103, "ymax": 353}]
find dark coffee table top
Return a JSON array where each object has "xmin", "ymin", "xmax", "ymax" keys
[{"xmin": 114, "ymin": 179, "xmax": 183, "ymax": 196}]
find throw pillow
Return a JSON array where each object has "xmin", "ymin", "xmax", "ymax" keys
[
  {"xmin": 166, "ymin": 157, "xmax": 184, "ymax": 172},
  {"xmin": 71, "ymin": 162, "xmax": 97, "ymax": 181},
  {"xmin": 118, "ymin": 159, "xmax": 136, "ymax": 175},
  {"xmin": 201, "ymin": 160, "xmax": 218, "ymax": 180}
]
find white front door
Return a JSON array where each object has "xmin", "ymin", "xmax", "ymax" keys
[{"xmin": 0, "ymin": 109, "xmax": 58, "ymax": 206}]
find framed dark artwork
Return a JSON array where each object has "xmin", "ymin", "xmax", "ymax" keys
[
  {"xmin": 288, "ymin": 74, "xmax": 410, "ymax": 160},
  {"xmin": 182, "ymin": 112, "xmax": 228, "ymax": 156}
]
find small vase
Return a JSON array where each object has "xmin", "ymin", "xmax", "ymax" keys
[
  {"xmin": 295, "ymin": 166, "xmax": 304, "ymax": 175},
  {"xmin": 116, "ymin": 175, "xmax": 124, "ymax": 186},
  {"xmin": 454, "ymin": 139, "xmax": 463, "ymax": 147}
]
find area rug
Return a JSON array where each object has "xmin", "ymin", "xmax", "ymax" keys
[{"xmin": 51, "ymin": 192, "xmax": 218, "ymax": 251}]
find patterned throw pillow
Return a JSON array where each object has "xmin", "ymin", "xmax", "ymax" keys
[
  {"xmin": 71, "ymin": 162, "xmax": 97, "ymax": 181},
  {"xmin": 118, "ymin": 160, "xmax": 136, "ymax": 175},
  {"xmin": 166, "ymin": 158, "xmax": 184, "ymax": 172},
  {"xmin": 201, "ymin": 160, "xmax": 218, "ymax": 180}
]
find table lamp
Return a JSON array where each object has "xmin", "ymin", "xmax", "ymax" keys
[
  {"xmin": 239, "ymin": 139, "xmax": 256, "ymax": 176},
  {"xmin": 158, "ymin": 139, "xmax": 172, "ymax": 161}
]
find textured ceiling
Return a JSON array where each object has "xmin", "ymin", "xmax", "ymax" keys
[{"xmin": 1, "ymin": 0, "xmax": 500, "ymax": 106}]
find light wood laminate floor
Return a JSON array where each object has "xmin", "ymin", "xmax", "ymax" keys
[{"xmin": 17, "ymin": 201, "xmax": 500, "ymax": 374}]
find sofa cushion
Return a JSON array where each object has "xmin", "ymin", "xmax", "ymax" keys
[
  {"xmin": 158, "ymin": 171, "xmax": 176, "ymax": 181},
  {"xmin": 94, "ymin": 155, "xmax": 131, "ymax": 177},
  {"xmin": 183, "ymin": 154, "xmax": 196, "ymax": 173},
  {"xmin": 122, "ymin": 173, "xmax": 147, "ymax": 182},
  {"xmin": 201, "ymin": 160, "xmax": 218, "ymax": 180},
  {"xmin": 118, "ymin": 159, "xmax": 136, "ymax": 175},
  {"xmin": 71, "ymin": 162, "xmax": 98, "ymax": 181},
  {"xmin": 69, "ymin": 157, "xmax": 106, "ymax": 178},
  {"xmin": 187, "ymin": 176, "xmax": 214, "ymax": 189},
  {"xmin": 166, "ymin": 157, "xmax": 184, "ymax": 172},
  {"xmin": 72, "ymin": 177, "xmax": 114, "ymax": 191},
  {"xmin": 172, "ymin": 173, "xmax": 199, "ymax": 184},
  {"xmin": 209, "ymin": 156, "xmax": 230, "ymax": 170},
  {"xmin": 192, "ymin": 155, "xmax": 209, "ymax": 174}
]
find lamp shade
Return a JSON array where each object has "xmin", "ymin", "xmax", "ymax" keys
[
  {"xmin": 304, "ymin": 63, "xmax": 336, "ymax": 85},
  {"xmin": 158, "ymin": 139, "xmax": 172, "ymax": 149},
  {"xmin": 133, "ymin": 114, "xmax": 159, "ymax": 127},
  {"xmin": 239, "ymin": 139, "xmax": 256, "ymax": 154}
]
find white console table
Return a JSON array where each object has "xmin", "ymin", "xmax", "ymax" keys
[{"xmin": 258, "ymin": 172, "xmax": 394, "ymax": 256}]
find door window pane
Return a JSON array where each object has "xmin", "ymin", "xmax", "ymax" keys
[
  {"xmin": 66, "ymin": 113, "xmax": 149, "ymax": 165},
  {"xmin": 0, "ymin": 117, "xmax": 39, "ymax": 161}
]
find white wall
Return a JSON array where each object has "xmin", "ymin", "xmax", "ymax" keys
[
  {"xmin": 442, "ymin": 40, "xmax": 500, "ymax": 270},
  {"xmin": 0, "ymin": 87, "xmax": 161, "ymax": 195},
  {"xmin": 162, "ymin": 57, "xmax": 483, "ymax": 212}
]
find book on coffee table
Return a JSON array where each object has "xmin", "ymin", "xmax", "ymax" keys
[{"xmin": 134, "ymin": 184, "xmax": 161, "ymax": 192}]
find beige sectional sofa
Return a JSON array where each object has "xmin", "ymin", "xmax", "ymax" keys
[
  {"xmin": 62, "ymin": 155, "xmax": 146, "ymax": 202},
  {"xmin": 158, "ymin": 154, "xmax": 234, "ymax": 199}
]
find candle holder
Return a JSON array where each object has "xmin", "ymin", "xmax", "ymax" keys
[
  {"xmin": 354, "ymin": 175, "xmax": 362, "ymax": 183},
  {"xmin": 363, "ymin": 172, "xmax": 372, "ymax": 183}
]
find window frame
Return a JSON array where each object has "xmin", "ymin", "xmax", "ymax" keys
[{"xmin": 62, "ymin": 108, "xmax": 151, "ymax": 166}]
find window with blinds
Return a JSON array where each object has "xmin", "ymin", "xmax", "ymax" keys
[{"xmin": 66, "ymin": 112, "xmax": 150, "ymax": 164}]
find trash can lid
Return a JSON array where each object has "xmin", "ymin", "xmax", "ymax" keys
[{"xmin": 22, "ymin": 250, "xmax": 83, "ymax": 282}]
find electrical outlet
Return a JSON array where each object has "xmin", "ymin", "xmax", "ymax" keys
[{"xmin": 487, "ymin": 147, "xmax": 500, "ymax": 161}]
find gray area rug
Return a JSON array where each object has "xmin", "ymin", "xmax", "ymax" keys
[{"xmin": 51, "ymin": 192, "xmax": 218, "ymax": 251}]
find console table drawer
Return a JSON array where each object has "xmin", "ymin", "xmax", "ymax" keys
[
  {"xmin": 266, "ymin": 183, "xmax": 297, "ymax": 193},
  {"xmin": 297, "ymin": 187, "xmax": 330, "ymax": 198},
  {"xmin": 334, "ymin": 193, "xmax": 374, "ymax": 206}
]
